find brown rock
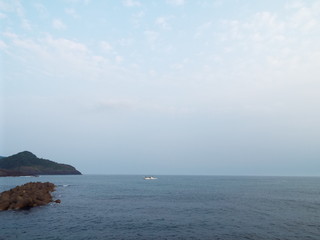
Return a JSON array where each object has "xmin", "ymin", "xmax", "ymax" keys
[{"xmin": 0, "ymin": 182, "xmax": 57, "ymax": 210}]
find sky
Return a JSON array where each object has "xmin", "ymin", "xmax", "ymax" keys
[{"xmin": 0, "ymin": 0, "xmax": 320, "ymax": 176}]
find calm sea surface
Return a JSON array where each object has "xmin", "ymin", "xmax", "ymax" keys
[{"xmin": 0, "ymin": 175, "xmax": 319, "ymax": 240}]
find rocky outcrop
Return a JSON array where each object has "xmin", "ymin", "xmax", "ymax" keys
[
  {"xmin": 0, "ymin": 182, "xmax": 60, "ymax": 211},
  {"xmin": 0, "ymin": 151, "xmax": 82, "ymax": 176}
]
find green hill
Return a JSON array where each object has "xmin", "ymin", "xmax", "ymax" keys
[{"xmin": 0, "ymin": 151, "xmax": 81, "ymax": 176}]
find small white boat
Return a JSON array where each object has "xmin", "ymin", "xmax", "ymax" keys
[{"xmin": 144, "ymin": 176, "xmax": 157, "ymax": 180}]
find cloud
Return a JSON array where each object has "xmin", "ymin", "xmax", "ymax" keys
[
  {"xmin": 92, "ymin": 98, "xmax": 192, "ymax": 115},
  {"xmin": 0, "ymin": 12, "xmax": 6, "ymax": 18},
  {"xmin": 2, "ymin": 33, "xmax": 110, "ymax": 82},
  {"xmin": 285, "ymin": 0, "xmax": 305, "ymax": 10},
  {"xmin": 123, "ymin": 0, "xmax": 141, "ymax": 7},
  {"xmin": 194, "ymin": 21, "xmax": 212, "ymax": 38},
  {"xmin": 34, "ymin": 3, "xmax": 48, "ymax": 17},
  {"xmin": 166, "ymin": 0, "xmax": 185, "ymax": 6},
  {"xmin": 65, "ymin": 0, "xmax": 91, "ymax": 4},
  {"xmin": 289, "ymin": 2, "xmax": 320, "ymax": 31},
  {"xmin": 115, "ymin": 55, "xmax": 123, "ymax": 63},
  {"xmin": 9, "ymin": 1, "xmax": 32, "ymax": 31},
  {"xmin": 0, "ymin": 40, "xmax": 7, "ymax": 49},
  {"xmin": 131, "ymin": 10, "xmax": 144, "ymax": 27},
  {"xmin": 65, "ymin": 8, "xmax": 79, "ymax": 18},
  {"xmin": 45, "ymin": 36, "xmax": 88, "ymax": 53},
  {"xmin": 3, "ymin": 32, "xmax": 18, "ymax": 38},
  {"xmin": 3, "ymin": 1, "xmax": 320, "ymax": 120},
  {"xmin": 100, "ymin": 41, "xmax": 113, "ymax": 52},
  {"xmin": 100, "ymin": 41, "xmax": 125, "ymax": 64},
  {"xmin": 119, "ymin": 37, "xmax": 134, "ymax": 47},
  {"xmin": 52, "ymin": 19, "xmax": 67, "ymax": 30},
  {"xmin": 155, "ymin": 16, "xmax": 171, "ymax": 29},
  {"xmin": 144, "ymin": 30, "xmax": 159, "ymax": 49},
  {"xmin": 219, "ymin": 2, "xmax": 320, "ymax": 47},
  {"xmin": 95, "ymin": 99, "xmax": 137, "ymax": 112},
  {"xmin": 171, "ymin": 58, "xmax": 190, "ymax": 71}
]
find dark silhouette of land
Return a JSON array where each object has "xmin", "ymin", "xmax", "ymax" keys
[{"xmin": 0, "ymin": 151, "xmax": 81, "ymax": 177}]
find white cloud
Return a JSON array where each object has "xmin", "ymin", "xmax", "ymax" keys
[
  {"xmin": 131, "ymin": 11, "xmax": 144, "ymax": 27},
  {"xmin": 0, "ymin": 1, "xmax": 10, "ymax": 11},
  {"xmin": 155, "ymin": 16, "xmax": 171, "ymax": 29},
  {"xmin": 3, "ymin": 1, "xmax": 320, "ymax": 120},
  {"xmin": 21, "ymin": 18, "xmax": 32, "ymax": 30},
  {"xmin": 171, "ymin": 58, "xmax": 189, "ymax": 71},
  {"xmin": 220, "ymin": 11, "xmax": 286, "ymax": 44},
  {"xmin": 93, "ymin": 98, "xmax": 192, "ymax": 115},
  {"xmin": 289, "ymin": 3, "xmax": 320, "ymax": 31},
  {"xmin": 285, "ymin": 0, "xmax": 305, "ymax": 10},
  {"xmin": 171, "ymin": 63, "xmax": 183, "ymax": 70},
  {"xmin": 166, "ymin": 0, "xmax": 185, "ymax": 6},
  {"xmin": 0, "ymin": 40, "xmax": 7, "ymax": 49},
  {"xmin": 52, "ymin": 19, "xmax": 67, "ymax": 30},
  {"xmin": 45, "ymin": 36, "xmax": 88, "ymax": 53},
  {"xmin": 3, "ymin": 32, "xmax": 18, "ymax": 38},
  {"xmin": 144, "ymin": 30, "xmax": 159, "ymax": 48},
  {"xmin": 119, "ymin": 38, "xmax": 133, "ymax": 47},
  {"xmin": 1, "ymin": 0, "xmax": 33, "ymax": 30},
  {"xmin": 3, "ymin": 33, "xmax": 104, "ymax": 80},
  {"xmin": 0, "ymin": 12, "xmax": 6, "ymax": 18},
  {"xmin": 34, "ymin": 3, "xmax": 48, "ymax": 17},
  {"xmin": 219, "ymin": 2, "xmax": 320, "ymax": 48},
  {"xmin": 115, "ymin": 55, "xmax": 123, "ymax": 63},
  {"xmin": 100, "ymin": 41, "xmax": 113, "ymax": 52},
  {"xmin": 1, "ymin": 33, "xmax": 138, "ymax": 98},
  {"xmin": 65, "ymin": 8, "xmax": 79, "ymax": 18},
  {"xmin": 65, "ymin": 0, "xmax": 91, "ymax": 4},
  {"xmin": 96, "ymin": 99, "xmax": 137, "ymax": 112},
  {"xmin": 194, "ymin": 21, "xmax": 212, "ymax": 38},
  {"xmin": 100, "ymin": 41, "xmax": 125, "ymax": 64},
  {"xmin": 123, "ymin": 0, "xmax": 141, "ymax": 7}
]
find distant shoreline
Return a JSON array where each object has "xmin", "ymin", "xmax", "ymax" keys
[{"xmin": 0, "ymin": 151, "xmax": 82, "ymax": 177}]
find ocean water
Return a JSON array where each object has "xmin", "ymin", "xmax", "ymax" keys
[{"xmin": 0, "ymin": 175, "xmax": 320, "ymax": 240}]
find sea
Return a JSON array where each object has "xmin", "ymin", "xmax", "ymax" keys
[{"xmin": 0, "ymin": 175, "xmax": 320, "ymax": 240}]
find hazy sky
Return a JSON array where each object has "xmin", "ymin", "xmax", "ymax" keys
[{"xmin": 1, "ymin": 0, "xmax": 320, "ymax": 175}]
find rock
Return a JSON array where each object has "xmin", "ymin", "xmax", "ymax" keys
[
  {"xmin": 54, "ymin": 199, "xmax": 61, "ymax": 203},
  {"xmin": 0, "ymin": 182, "xmax": 59, "ymax": 211}
]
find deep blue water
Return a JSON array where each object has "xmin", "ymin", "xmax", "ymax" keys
[{"xmin": 0, "ymin": 175, "xmax": 320, "ymax": 240}]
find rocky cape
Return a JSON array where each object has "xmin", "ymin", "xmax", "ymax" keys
[
  {"xmin": 0, "ymin": 151, "xmax": 81, "ymax": 177},
  {"xmin": 0, "ymin": 182, "xmax": 60, "ymax": 210}
]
